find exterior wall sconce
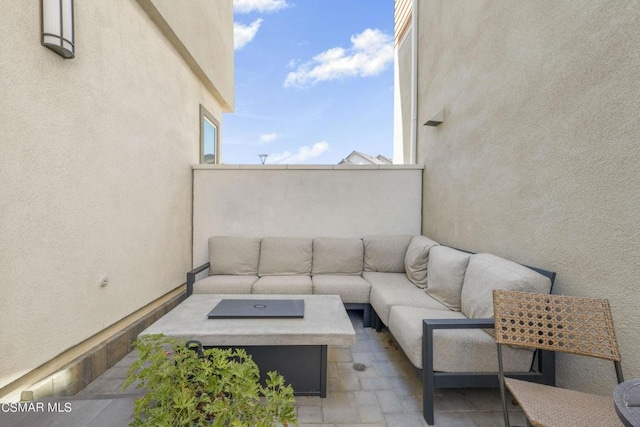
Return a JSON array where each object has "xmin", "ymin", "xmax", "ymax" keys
[
  {"xmin": 424, "ymin": 109, "xmax": 444, "ymax": 127},
  {"xmin": 41, "ymin": 0, "xmax": 75, "ymax": 59}
]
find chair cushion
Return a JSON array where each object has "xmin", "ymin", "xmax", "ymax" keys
[
  {"xmin": 252, "ymin": 276, "xmax": 313, "ymax": 294},
  {"xmin": 208, "ymin": 236, "xmax": 261, "ymax": 276},
  {"xmin": 363, "ymin": 235, "xmax": 413, "ymax": 273},
  {"xmin": 388, "ymin": 306, "xmax": 534, "ymax": 371},
  {"xmin": 192, "ymin": 275, "xmax": 257, "ymax": 294},
  {"xmin": 312, "ymin": 275, "xmax": 371, "ymax": 303},
  {"xmin": 404, "ymin": 236, "xmax": 439, "ymax": 288},
  {"xmin": 312, "ymin": 237, "xmax": 363, "ymax": 275},
  {"xmin": 424, "ymin": 246, "xmax": 472, "ymax": 311},
  {"xmin": 258, "ymin": 237, "xmax": 313, "ymax": 276},
  {"xmin": 461, "ymin": 253, "xmax": 552, "ymax": 319},
  {"xmin": 370, "ymin": 283, "xmax": 449, "ymax": 325}
]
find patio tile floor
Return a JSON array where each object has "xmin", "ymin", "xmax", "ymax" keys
[{"xmin": 1, "ymin": 311, "xmax": 526, "ymax": 426}]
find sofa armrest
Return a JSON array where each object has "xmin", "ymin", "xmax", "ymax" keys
[
  {"xmin": 423, "ymin": 317, "xmax": 494, "ymax": 330},
  {"xmin": 186, "ymin": 262, "xmax": 210, "ymax": 297},
  {"xmin": 421, "ymin": 317, "xmax": 494, "ymax": 425}
]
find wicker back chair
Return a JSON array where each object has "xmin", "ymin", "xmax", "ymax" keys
[{"xmin": 492, "ymin": 290, "xmax": 624, "ymax": 427}]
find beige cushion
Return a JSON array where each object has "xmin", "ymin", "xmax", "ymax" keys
[
  {"xmin": 312, "ymin": 275, "xmax": 371, "ymax": 303},
  {"xmin": 371, "ymin": 283, "xmax": 449, "ymax": 325},
  {"xmin": 404, "ymin": 236, "xmax": 439, "ymax": 287},
  {"xmin": 193, "ymin": 275, "xmax": 257, "ymax": 294},
  {"xmin": 258, "ymin": 237, "xmax": 313, "ymax": 276},
  {"xmin": 362, "ymin": 272, "xmax": 414, "ymax": 289},
  {"xmin": 208, "ymin": 236, "xmax": 261, "ymax": 276},
  {"xmin": 424, "ymin": 246, "xmax": 472, "ymax": 311},
  {"xmin": 252, "ymin": 276, "xmax": 313, "ymax": 294},
  {"xmin": 388, "ymin": 306, "xmax": 534, "ymax": 371},
  {"xmin": 312, "ymin": 237, "xmax": 363, "ymax": 275},
  {"xmin": 363, "ymin": 235, "xmax": 413, "ymax": 272},
  {"xmin": 461, "ymin": 253, "xmax": 552, "ymax": 319}
]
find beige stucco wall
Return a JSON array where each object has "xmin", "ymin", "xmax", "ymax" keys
[
  {"xmin": 393, "ymin": 30, "xmax": 413, "ymax": 164},
  {"xmin": 416, "ymin": 1, "xmax": 640, "ymax": 393},
  {"xmin": 138, "ymin": 0, "xmax": 234, "ymax": 111},
  {"xmin": 0, "ymin": 0, "xmax": 231, "ymax": 390},
  {"xmin": 192, "ymin": 166, "xmax": 424, "ymax": 267}
]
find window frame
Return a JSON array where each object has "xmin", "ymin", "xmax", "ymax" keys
[{"xmin": 199, "ymin": 105, "xmax": 221, "ymax": 164}]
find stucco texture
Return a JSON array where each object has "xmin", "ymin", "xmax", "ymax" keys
[
  {"xmin": 416, "ymin": 1, "xmax": 640, "ymax": 393},
  {"xmin": 192, "ymin": 166, "xmax": 424, "ymax": 267},
  {"xmin": 0, "ymin": 1, "xmax": 230, "ymax": 389}
]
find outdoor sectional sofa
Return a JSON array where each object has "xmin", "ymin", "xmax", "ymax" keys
[{"xmin": 187, "ymin": 235, "xmax": 556, "ymax": 425}]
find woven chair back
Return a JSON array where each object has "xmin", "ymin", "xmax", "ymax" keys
[{"xmin": 492, "ymin": 290, "xmax": 621, "ymax": 361}]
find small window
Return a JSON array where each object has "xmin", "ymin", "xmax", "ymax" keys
[{"xmin": 200, "ymin": 105, "xmax": 220, "ymax": 164}]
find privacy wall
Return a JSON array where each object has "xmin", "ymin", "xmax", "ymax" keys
[{"xmin": 192, "ymin": 165, "xmax": 423, "ymax": 267}]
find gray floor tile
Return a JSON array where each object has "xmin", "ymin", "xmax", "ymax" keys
[{"xmin": 375, "ymin": 390, "xmax": 404, "ymax": 414}]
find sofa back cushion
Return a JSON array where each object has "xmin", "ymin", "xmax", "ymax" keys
[
  {"xmin": 258, "ymin": 237, "xmax": 313, "ymax": 276},
  {"xmin": 404, "ymin": 236, "xmax": 439, "ymax": 287},
  {"xmin": 312, "ymin": 237, "xmax": 363, "ymax": 275},
  {"xmin": 208, "ymin": 236, "xmax": 261, "ymax": 276},
  {"xmin": 363, "ymin": 235, "xmax": 413, "ymax": 273},
  {"xmin": 461, "ymin": 253, "xmax": 552, "ymax": 319},
  {"xmin": 424, "ymin": 246, "xmax": 471, "ymax": 310}
]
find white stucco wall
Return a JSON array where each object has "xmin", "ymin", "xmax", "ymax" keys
[
  {"xmin": 0, "ymin": 1, "xmax": 232, "ymax": 390},
  {"xmin": 192, "ymin": 166, "xmax": 423, "ymax": 267},
  {"xmin": 393, "ymin": 30, "xmax": 413, "ymax": 164},
  {"xmin": 414, "ymin": 1, "xmax": 640, "ymax": 393},
  {"xmin": 138, "ymin": 0, "xmax": 234, "ymax": 110}
]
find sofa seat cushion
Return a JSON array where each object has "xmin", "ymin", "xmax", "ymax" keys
[
  {"xmin": 370, "ymin": 284, "xmax": 449, "ymax": 325},
  {"xmin": 461, "ymin": 253, "xmax": 552, "ymax": 319},
  {"xmin": 208, "ymin": 236, "xmax": 261, "ymax": 275},
  {"xmin": 388, "ymin": 306, "xmax": 534, "ymax": 371},
  {"xmin": 404, "ymin": 236, "xmax": 439, "ymax": 288},
  {"xmin": 362, "ymin": 272, "xmax": 416, "ymax": 289},
  {"xmin": 193, "ymin": 275, "xmax": 257, "ymax": 294},
  {"xmin": 363, "ymin": 235, "xmax": 413, "ymax": 273},
  {"xmin": 312, "ymin": 275, "xmax": 371, "ymax": 303},
  {"xmin": 252, "ymin": 276, "xmax": 313, "ymax": 294},
  {"xmin": 424, "ymin": 246, "xmax": 472, "ymax": 311},
  {"xmin": 258, "ymin": 237, "xmax": 313, "ymax": 276},
  {"xmin": 312, "ymin": 237, "xmax": 364, "ymax": 275}
]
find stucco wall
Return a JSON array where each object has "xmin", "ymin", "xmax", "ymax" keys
[
  {"xmin": 0, "ymin": 1, "xmax": 231, "ymax": 389},
  {"xmin": 416, "ymin": 1, "xmax": 640, "ymax": 392},
  {"xmin": 139, "ymin": 0, "xmax": 234, "ymax": 110},
  {"xmin": 393, "ymin": 30, "xmax": 413, "ymax": 164},
  {"xmin": 192, "ymin": 166, "xmax": 423, "ymax": 267}
]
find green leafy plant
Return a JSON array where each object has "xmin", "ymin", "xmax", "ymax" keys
[{"xmin": 123, "ymin": 334, "xmax": 297, "ymax": 427}]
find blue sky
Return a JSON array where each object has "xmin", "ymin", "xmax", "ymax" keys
[{"xmin": 224, "ymin": 0, "xmax": 394, "ymax": 164}]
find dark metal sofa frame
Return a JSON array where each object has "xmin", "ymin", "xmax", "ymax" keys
[
  {"xmin": 370, "ymin": 264, "xmax": 556, "ymax": 425},
  {"xmin": 186, "ymin": 262, "xmax": 372, "ymax": 327}
]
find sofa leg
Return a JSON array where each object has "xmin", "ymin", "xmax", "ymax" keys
[
  {"xmin": 363, "ymin": 304, "xmax": 372, "ymax": 328},
  {"xmin": 422, "ymin": 321, "xmax": 435, "ymax": 425},
  {"xmin": 372, "ymin": 311, "xmax": 383, "ymax": 332}
]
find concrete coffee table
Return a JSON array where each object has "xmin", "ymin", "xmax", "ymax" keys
[{"xmin": 140, "ymin": 294, "xmax": 356, "ymax": 397}]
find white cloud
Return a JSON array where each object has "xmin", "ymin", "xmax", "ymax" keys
[
  {"xmin": 234, "ymin": 19, "xmax": 263, "ymax": 50},
  {"xmin": 259, "ymin": 133, "xmax": 280, "ymax": 143},
  {"xmin": 234, "ymin": 0, "xmax": 289, "ymax": 14},
  {"xmin": 268, "ymin": 141, "xmax": 330, "ymax": 164},
  {"xmin": 284, "ymin": 28, "xmax": 393, "ymax": 88}
]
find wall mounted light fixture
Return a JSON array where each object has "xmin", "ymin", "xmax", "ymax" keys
[
  {"xmin": 41, "ymin": 0, "xmax": 75, "ymax": 58},
  {"xmin": 424, "ymin": 109, "xmax": 444, "ymax": 127}
]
